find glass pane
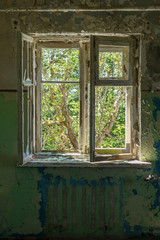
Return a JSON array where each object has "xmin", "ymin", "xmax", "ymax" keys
[
  {"xmin": 23, "ymin": 41, "xmax": 27, "ymax": 82},
  {"xmin": 42, "ymin": 83, "xmax": 79, "ymax": 151},
  {"xmin": 99, "ymin": 50, "xmax": 123, "ymax": 79},
  {"xmin": 42, "ymin": 48, "xmax": 79, "ymax": 82},
  {"xmin": 23, "ymin": 86, "xmax": 33, "ymax": 156},
  {"xmin": 95, "ymin": 86, "xmax": 125, "ymax": 148},
  {"xmin": 23, "ymin": 87, "xmax": 28, "ymax": 155}
]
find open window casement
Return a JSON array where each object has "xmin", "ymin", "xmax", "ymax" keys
[
  {"xmin": 18, "ymin": 33, "xmax": 36, "ymax": 164},
  {"xmin": 35, "ymin": 40, "xmax": 89, "ymax": 154},
  {"xmin": 18, "ymin": 33, "xmax": 141, "ymax": 165},
  {"xmin": 90, "ymin": 35, "xmax": 137, "ymax": 162}
]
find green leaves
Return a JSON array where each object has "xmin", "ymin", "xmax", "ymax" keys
[
  {"xmin": 42, "ymin": 48, "xmax": 79, "ymax": 82},
  {"xmin": 99, "ymin": 51, "xmax": 122, "ymax": 78},
  {"xmin": 42, "ymin": 83, "xmax": 79, "ymax": 151},
  {"xmin": 95, "ymin": 86, "xmax": 125, "ymax": 148},
  {"xmin": 41, "ymin": 47, "xmax": 126, "ymax": 151}
]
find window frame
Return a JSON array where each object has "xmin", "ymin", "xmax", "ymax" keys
[
  {"xmin": 17, "ymin": 33, "xmax": 36, "ymax": 165},
  {"xmin": 18, "ymin": 33, "xmax": 142, "ymax": 166},
  {"xmin": 35, "ymin": 40, "xmax": 89, "ymax": 154},
  {"xmin": 90, "ymin": 35, "xmax": 138, "ymax": 162}
]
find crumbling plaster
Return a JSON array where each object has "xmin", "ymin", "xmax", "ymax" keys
[
  {"xmin": 1, "ymin": 11, "xmax": 160, "ymax": 91},
  {"xmin": 1, "ymin": 0, "xmax": 160, "ymax": 10}
]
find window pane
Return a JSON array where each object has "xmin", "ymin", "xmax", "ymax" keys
[
  {"xmin": 99, "ymin": 50, "xmax": 123, "ymax": 78},
  {"xmin": 23, "ymin": 88, "xmax": 28, "ymax": 154},
  {"xmin": 42, "ymin": 83, "xmax": 79, "ymax": 151},
  {"xmin": 95, "ymin": 86, "xmax": 125, "ymax": 148},
  {"xmin": 42, "ymin": 48, "xmax": 79, "ymax": 82}
]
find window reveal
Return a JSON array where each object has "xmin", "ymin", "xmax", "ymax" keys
[{"xmin": 18, "ymin": 34, "xmax": 139, "ymax": 164}]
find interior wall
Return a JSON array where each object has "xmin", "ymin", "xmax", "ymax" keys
[{"xmin": 1, "ymin": 1, "xmax": 160, "ymax": 238}]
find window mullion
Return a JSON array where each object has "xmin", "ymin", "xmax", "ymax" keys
[
  {"xmin": 32, "ymin": 42, "xmax": 36, "ymax": 154},
  {"xmin": 125, "ymin": 87, "xmax": 132, "ymax": 152},
  {"xmin": 79, "ymin": 41, "xmax": 89, "ymax": 153},
  {"xmin": 35, "ymin": 46, "xmax": 42, "ymax": 152},
  {"xmin": 90, "ymin": 36, "xmax": 96, "ymax": 162}
]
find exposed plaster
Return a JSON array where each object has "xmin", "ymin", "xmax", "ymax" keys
[
  {"xmin": 1, "ymin": 2, "xmax": 160, "ymax": 238},
  {"xmin": 3, "ymin": 8, "xmax": 160, "ymax": 12}
]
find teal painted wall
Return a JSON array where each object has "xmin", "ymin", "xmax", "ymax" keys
[{"xmin": 1, "ymin": 3, "xmax": 160, "ymax": 238}]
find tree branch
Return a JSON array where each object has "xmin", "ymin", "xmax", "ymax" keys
[
  {"xmin": 42, "ymin": 121, "xmax": 66, "ymax": 126},
  {"xmin": 95, "ymin": 87, "xmax": 124, "ymax": 147},
  {"xmin": 59, "ymin": 83, "xmax": 79, "ymax": 150}
]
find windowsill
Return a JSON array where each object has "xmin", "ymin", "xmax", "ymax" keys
[{"xmin": 20, "ymin": 152, "xmax": 151, "ymax": 168}]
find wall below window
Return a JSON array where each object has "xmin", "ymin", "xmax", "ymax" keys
[{"xmin": 1, "ymin": 3, "xmax": 160, "ymax": 238}]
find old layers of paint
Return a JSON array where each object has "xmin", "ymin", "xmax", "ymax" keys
[{"xmin": 37, "ymin": 168, "xmax": 125, "ymax": 237}]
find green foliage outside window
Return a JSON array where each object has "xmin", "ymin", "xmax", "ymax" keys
[
  {"xmin": 42, "ymin": 48, "xmax": 125, "ymax": 151},
  {"xmin": 99, "ymin": 51, "xmax": 123, "ymax": 78}
]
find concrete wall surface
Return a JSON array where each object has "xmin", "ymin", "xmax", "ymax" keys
[{"xmin": 1, "ymin": 1, "xmax": 160, "ymax": 239}]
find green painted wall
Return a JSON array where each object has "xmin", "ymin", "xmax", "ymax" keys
[{"xmin": 0, "ymin": 91, "xmax": 159, "ymax": 238}]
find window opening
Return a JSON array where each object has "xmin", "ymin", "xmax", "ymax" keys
[
  {"xmin": 95, "ymin": 86, "xmax": 125, "ymax": 149},
  {"xmin": 42, "ymin": 83, "xmax": 79, "ymax": 151},
  {"xmin": 90, "ymin": 36, "xmax": 136, "ymax": 161},
  {"xmin": 41, "ymin": 48, "xmax": 80, "ymax": 151},
  {"xmin": 18, "ymin": 34, "xmax": 139, "ymax": 165},
  {"xmin": 42, "ymin": 48, "xmax": 79, "ymax": 82},
  {"xmin": 99, "ymin": 46, "xmax": 128, "ymax": 80}
]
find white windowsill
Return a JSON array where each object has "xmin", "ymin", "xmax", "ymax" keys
[{"xmin": 20, "ymin": 153, "xmax": 151, "ymax": 168}]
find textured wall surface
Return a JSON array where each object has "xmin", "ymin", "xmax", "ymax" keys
[
  {"xmin": 1, "ymin": 1, "xmax": 160, "ymax": 239},
  {"xmin": 1, "ymin": 0, "xmax": 160, "ymax": 9}
]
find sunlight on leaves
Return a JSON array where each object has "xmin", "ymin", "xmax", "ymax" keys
[
  {"xmin": 95, "ymin": 86, "xmax": 125, "ymax": 148},
  {"xmin": 42, "ymin": 48, "xmax": 79, "ymax": 82},
  {"xmin": 41, "ymin": 48, "xmax": 126, "ymax": 151},
  {"xmin": 99, "ymin": 51, "xmax": 123, "ymax": 79}
]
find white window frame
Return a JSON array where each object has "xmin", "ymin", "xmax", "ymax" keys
[
  {"xmin": 35, "ymin": 39, "xmax": 89, "ymax": 154},
  {"xmin": 90, "ymin": 35, "xmax": 138, "ymax": 162},
  {"xmin": 17, "ymin": 33, "xmax": 36, "ymax": 165},
  {"xmin": 18, "ymin": 33, "xmax": 144, "ymax": 166}
]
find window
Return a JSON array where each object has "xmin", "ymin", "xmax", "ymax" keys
[{"xmin": 18, "ymin": 33, "xmax": 140, "ymax": 165}]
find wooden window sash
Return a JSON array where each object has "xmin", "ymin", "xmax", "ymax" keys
[
  {"xmin": 18, "ymin": 33, "xmax": 35, "ymax": 165},
  {"xmin": 36, "ymin": 41, "xmax": 87, "ymax": 153},
  {"xmin": 90, "ymin": 35, "xmax": 137, "ymax": 162}
]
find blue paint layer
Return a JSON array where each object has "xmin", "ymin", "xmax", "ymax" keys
[
  {"xmin": 152, "ymin": 98, "xmax": 160, "ymax": 121},
  {"xmin": 69, "ymin": 177, "xmax": 115, "ymax": 187},
  {"xmin": 153, "ymin": 140, "xmax": 160, "ymax": 174},
  {"xmin": 90, "ymin": 179, "xmax": 97, "ymax": 187},
  {"xmin": 53, "ymin": 176, "xmax": 61, "ymax": 186},
  {"xmin": 132, "ymin": 189, "xmax": 137, "ymax": 195},
  {"xmin": 37, "ymin": 173, "xmax": 118, "ymax": 235},
  {"xmin": 149, "ymin": 179, "xmax": 160, "ymax": 211},
  {"xmin": 134, "ymin": 225, "xmax": 142, "ymax": 235},
  {"xmin": 99, "ymin": 178, "xmax": 106, "ymax": 186},
  {"xmin": 123, "ymin": 221, "xmax": 143, "ymax": 236},
  {"xmin": 150, "ymin": 141, "xmax": 160, "ymax": 212},
  {"xmin": 69, "ymin": 177, "xmax": 89, "ymax": 186},
  {"xmin": 78, "ymin": 178, "xmax": 89, "ymax": 186},
  {"xmin": 38, "ymin": 168, "xmax": 52, "ymax": 234},
  {"xmin": 137, "ymin": 176, "xmax": 142, "ymax": 180},
  {"xmin": 123, "ymin": 220, "xmax": 133, "ymax": 235}
]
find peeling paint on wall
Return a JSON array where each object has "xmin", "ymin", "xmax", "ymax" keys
[{"xmin": 1, "ymin": 1, "xmax": 160, "ymax": 238}]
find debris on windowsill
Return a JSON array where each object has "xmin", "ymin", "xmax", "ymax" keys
[
  {"xmin": 20, "ymin": 153, "xmax": 151, "ymax": 168},
  {"xmin": 144, "ymin": 174, "xmax": 160, "ymax": 181}
]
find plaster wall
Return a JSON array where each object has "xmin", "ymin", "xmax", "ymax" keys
[{"xmin": 1, "ymin": 1, "xmax": 160, "ymax": 238}]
